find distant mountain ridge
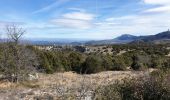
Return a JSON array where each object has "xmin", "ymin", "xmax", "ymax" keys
[
  {"xmin": 130, "ymin": 30, "xmax": 170, "ymax": 44},
  {"xmin": 141, "ymin": 31, "xmax": 170, "ymax": 42},
  {"xmin": 85, "ymin": 30, "xmax": 170, "ymax": 45},
  {"xmin": 85, "ymin": 34, "xmax": 138, "ymax": 45},
  {"xmin": 114, "ymin": 34, "xmax": 138, "ymax": 40}
]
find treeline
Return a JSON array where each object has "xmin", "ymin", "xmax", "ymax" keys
[
  {"xmin": 28, "ymin": 43, "xmax": 170, "ymax": 74},
  {"xmin": 112, "ymin": 43, "xmax": 170, "ymax": 55},
  {"xmin": 1, "ymin": 42, "xmax": 170, "ymax": 77},
  {"xmin": 32, "ymin": 48, "xmax": 117, "ymax": 74}
]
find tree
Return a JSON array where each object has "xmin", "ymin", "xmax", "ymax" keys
[
  {"xmin": 68, "ymin": 52, "xmax": 83, "ymax": 72},
  {"xmin": 82, "ymin": 55, "xmax": 103, "ymax": 74},
  {"xmin": 101, "ymin": 55, "xmax": 114, "ymax": 70},
  {"xmin": 0, "ymin": 25, "xmax": 38, "ymax": 82},
  {"xmin": 112, "ymin": 56, "xmax": 126, "ymax": 71},
  {"xmin": 6, "ymin": 24, "xmax": 25, "ymax": 44}
]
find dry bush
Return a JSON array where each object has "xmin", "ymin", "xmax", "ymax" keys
[{"xmin": 94, "ymin": 70, "xmax": 170, "ymax": 100}]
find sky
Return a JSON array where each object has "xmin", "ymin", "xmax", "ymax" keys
[{"xmin": 0, "ymin": 0, "xmax": 170, "ymax": 40}]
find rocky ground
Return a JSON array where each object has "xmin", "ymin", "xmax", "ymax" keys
[{"xmin": 0, "ymin": 70, "xmax": 153, "ymax": 100}]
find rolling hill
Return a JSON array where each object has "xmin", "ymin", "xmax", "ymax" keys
[
  {"xmin": 131, "ymin": 30, "xmax": 170, "ymax": 44},
  {"xmin": 85, "ymin": 30, "xmax": 170, "ymax": 45},
  {"xmin": 85, "ymin": 34, "xmax": 138, "ymax": 45}
]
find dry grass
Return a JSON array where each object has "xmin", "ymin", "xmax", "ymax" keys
[
  {"xmin": 0, "ymin": 70, "xmax": 152, "ymax": 100},
  {"xmin": 37, "ymin": 71, "xmax": 141, "ymax": 88},
  {"xmin": 0, "ymin": 81, "xmax": 14, "ymax": 88}
]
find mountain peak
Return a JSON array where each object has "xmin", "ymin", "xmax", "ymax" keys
[{"xmin": 115, "ymin": 34, "xmax": 137, "ymax": 40}]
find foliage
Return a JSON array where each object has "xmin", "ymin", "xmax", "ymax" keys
[
  {"xmin": 1, "ymin": 42, "xmax": 170, "ymax": 75},
  {"xmin": 95, "ymin": 70, "xmax": 170, "ymax": 100},
  {"xmin": 101, "ymin": 54, "xmax": 114, "ymax": 70},
  {"xmin": 68, "ymin": 52, "xmax": 84, "ymax": 72},
  {"xmin": 0, "ymin": 43, "xmax": 38, "ymax": 82},
  {"xmin": 112, "ymin": 56, "xmax": 126, "ymax": 71},
  {"xmin": 23, "ymin": 43, "xmax": 170, "ymax": 73},
  {"xmin": 81, "ymin": 55, "xmax": 103, "ymax": 74}
]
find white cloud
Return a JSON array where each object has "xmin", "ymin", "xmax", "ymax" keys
[
  {"xmin": 62, "ymin": 12, "xmax": 94, "ymax": 21},
  {"xmin": 51, "ymin": 12, "xmax": 95, "ymax": 29},
  {"xmin": 97, "ymin": 11, "xmax": 170, "ymax": 36},
  {"xmin": 52, "ymin": 18, "xmax": 92, "ymax": 29},
  {"xmin": 143, "ymin": 0, "xmax": 170, "ymax": 13},
  {"xmin": 144, "ymin": 6, "xmax": 170, "ymax": 13},
  {"xmin": 26, "ymin": 0, "xmax": 170, "ymax": 39},
  {"xmin": 143, "ymin": 0, "xmax": 170, "ymax": 5}
]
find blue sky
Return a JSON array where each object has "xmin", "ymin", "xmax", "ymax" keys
[{"xmin": 0, "ymin": 0, "xmax": 170, "ymax": 40}]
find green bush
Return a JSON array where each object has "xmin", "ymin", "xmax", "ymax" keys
[
  {"xmin": 81, "ymin": 55, "xmax": 103, "ymax": 74},
  {"xmin": 131, "ymin": 55, "xmax": 143, "ymax": 70},
  {"xmin": 68, "ymin": 52, "xmax": 84, "ymax": 72},
  {"xmin": 101, "ymin": 55, "xmax": 114, "ymax": 70}
]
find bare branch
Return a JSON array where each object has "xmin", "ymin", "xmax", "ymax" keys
[{"xmin": 6, "ymin": 24, "xmax": 26, "ymax": 44}]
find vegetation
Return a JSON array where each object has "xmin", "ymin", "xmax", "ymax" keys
[
  {"xmin": 0, "ymin": 25, "xmax": 170, "ymax": 83},
  {"xmin": 95, "ymin": 70, "xmax": 170, "ymax": 100},
  {"xmin": 1, "ymin": 41, "xmax": 170, "ymax": 76},
  {"xmin": 0, "ymin": 25, "xmax": 38, "ymax": 82},
  {"xmin": 31, "ymin": 43, "xmax": 170, "ymax": 74},
  {"xmin": 0, "ymin": 25, "xmax": 170, "ymax": 99}
]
